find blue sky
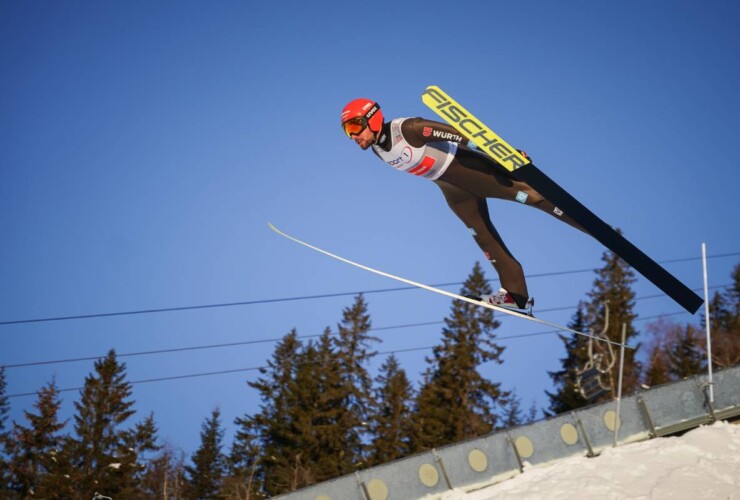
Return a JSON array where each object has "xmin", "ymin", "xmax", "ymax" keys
[{"xmin": 2, "ymin": 1, "xmax": 739, "ymax": 456}]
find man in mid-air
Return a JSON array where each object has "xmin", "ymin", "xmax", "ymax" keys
[{"xmin": 341, "ymin": 98, "xmax": 584, "ymax": 312}]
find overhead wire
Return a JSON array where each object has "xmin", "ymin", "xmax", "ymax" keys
[
  {"xmin": 1, "ymin": 251, "xmax": 737, "ymax": 327},
  {"xmin": 1, "ymin": 284, "xmax": 730, "ymax": 371},
  {"xmin": 2, "ymin": 252, "xmax": 737, "ymax": 399},
  {"xmin": 3, "ymin": 308, "xmax": 695, "ymax": 400}
]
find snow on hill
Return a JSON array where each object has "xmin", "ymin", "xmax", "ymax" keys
[{"xmin": 439, "ymin": 421, "xmax": 740, "ymax": 500}]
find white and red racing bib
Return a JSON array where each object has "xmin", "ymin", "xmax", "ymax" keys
[{"xmin": 372, "ymin": 118, "xmax": 457, "ymax": 180}]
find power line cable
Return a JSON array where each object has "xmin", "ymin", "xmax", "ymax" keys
[
  {"xmin": 3, "ymin": 308, "xmax": 692, "ymax": 400},
  {"xmin": 2, "ymin": 283, "xmax": 729, "ymax": 371},
  {"xmin": 1, "ymin": 251, "xmax": 737, "ymax": 327},
  {"xmin": 0, "ymin": 320, "xmax": 442, "ymax": 369}
]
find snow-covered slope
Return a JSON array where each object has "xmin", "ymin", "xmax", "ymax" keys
[{"xmin": 439, "ymin": 422, "xmax": 740, "ymax": 500}]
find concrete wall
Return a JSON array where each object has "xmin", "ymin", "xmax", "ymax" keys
[{"xmin": 276, "ymin": 364, "xmax": 740, "ymax": 500}]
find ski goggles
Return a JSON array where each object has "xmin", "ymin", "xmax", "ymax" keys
[
  {"xmin": 342, "ymin": 116, "xmax": 368, "ymax": 137},
  {"xmin": 342, "ymin": 103, "xmax": 380, "ymax": 137}
]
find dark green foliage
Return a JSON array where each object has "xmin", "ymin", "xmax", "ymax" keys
[
  {"xmin": 642, "ymin": 329, "xmax": 672, "ymax": 388},
  {"xmin": 331, "ymin": 294, "xmax": 378, "ymax": 470},
  {"xmin": 186, "ymin": 408, "xmax": 226, "ymax": 499},
  {"xmin": 0, "ymin": 368, "xmax": 8, "ymax": 438},
  {"xmin": 502, "ymin": 394, "xmax": 539, "ymax": 427},
  {"xmin": 545, "ymin": 306, "xmax": 592, "ymax": 415},
  {"xmin": 643, "ymin": 319, "xmax": 705, "ymax": 384},
  {"xmin": 240, "ymin": 327, "xmax": 351, "ymax": 495},
  {"xmin": 0, "ymin": 368, "xmax": 10, "ymax": 496},
  {"xmin": 367, "ymin": 355, "xmax": 414, "ymax": 466},
  {"xmin": 643, "ymin": 263, "xmax": 740, "ymax": 386},
  {"xmin": 411, "ymin": 262, "xmax": 506, "ymax": 451},
  {"xmin": 239, "ymin": 296, "xmax": 380, "ymax": 496},
  {"xmin": 666, "ymin": 324, "xmax": 705, "ymax": 379},
  {"xmin": 140, "ymin": 443, "xmax": 187, "ymax": 500},
  {"xmin": 546, "ymin": 244, "xmax": 642, "ymax": 412},
  {"xmin": 583, "ymin": 246, "xmax": 641, "ymax": 398},
  {"xmin": 227, "ymin": 413, "xmax": 261, "ymax": 499},
  {"xmin": 501, "ymin": 392, "xmax": 525, "ymax": 428},
  {"xmin": 69, "ymin": 349, "xmax": 158, "ymax": 498},
  {"xmin": 706, "ymin": 264, "xmax": 740, "ymax": 369},
  {"xmin": 243, "ymin": 330, "xmax": 302, "ymax": 495},
  {"xmin": 7, "ymin": 379, "xmax": 66, "ymax": 497}
]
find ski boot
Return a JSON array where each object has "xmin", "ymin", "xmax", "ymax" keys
[{"xmin": 470, "ymin": 288, "xmax": 535, "ymax": 316}]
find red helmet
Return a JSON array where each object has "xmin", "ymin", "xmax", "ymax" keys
[{"xmin": 341, "ymin": 98, "xmax": 383, "ymax": 136}]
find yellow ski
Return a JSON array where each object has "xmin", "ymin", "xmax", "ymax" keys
[{"xmin": 422, "ymin": 85, "xmax": 530, "ymax": 173}]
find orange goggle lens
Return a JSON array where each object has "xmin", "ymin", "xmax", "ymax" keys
[{"xmin": 342, "ymin": 117, "xmax": 367, "ymax": 137}]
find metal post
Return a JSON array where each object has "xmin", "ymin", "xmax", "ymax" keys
[
  {"xmin": 507, "ymin": 434, "xmax": 525, "ymax": 472},
  {"xmin": 702, "ymin": 243, "xmax": 714, "ymax": 403},
  {"xmin": 613, "ymin": 323, "xmax": 626, "ymax": 447},
  {"xmin": 432, "ymin": 449, "xmax": 453, "ymax": 490},
  {"xmin": 637, "ymin": 397, "xmax": 657, "ymax": 438},
  {"xmin": 573, "ymin": 414, "xmax": 596, "ymax": 457},
  {"xmin": 355, "ymin": 472, "xmax": 370, "ymax": 500}
]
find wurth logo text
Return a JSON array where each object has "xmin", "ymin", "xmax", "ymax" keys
[
  {"xmin": 431, "ymin": 130, "xmax": 463, "ymax": 142},
  {"xmin": 422, "ymin": 87, "xmax": 528, "ymax": 171}
]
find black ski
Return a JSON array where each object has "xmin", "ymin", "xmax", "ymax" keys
[{"xmin": 422, "ymin": 85, "xmax": 703, "ymax": 314}]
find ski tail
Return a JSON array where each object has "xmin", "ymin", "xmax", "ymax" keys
[
  {"xmin": 514, "ymin": 163, "xmax": 704, "ymax": 313},
  {"xmin": 421, "ymin": 86, "xmax": 703, "ymax": 314}
]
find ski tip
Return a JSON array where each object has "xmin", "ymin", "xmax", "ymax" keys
[{"xmin": 267, "ymin": 223, "xmax": 292, "ymax": 240}]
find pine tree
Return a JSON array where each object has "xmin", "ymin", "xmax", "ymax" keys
[
  {"xmin": 68, "ymin": 349, "xmax": 150, "ymax": 498},
  {"xmin": 367, "ymin": 355, "xmax": 414, "ymax": 466},
  {"xmin": 706, "ymin": 290, "xmax": 731, "ymax": 333},
  {"xmin": 302, "ymin": 328, "xmax": 354, "ymax": 482},
  {"xmin": 236, "ymin": 298, "xmax": 381, "ymax": 496},
  {"xmin": 727, "ymin": 264, "xmax": 740, "ymax": 326},
  {"xmin": 501, "ymin": 393, "xmax": 539, "ymax": 427},
  {"xmin": 666, "ymin": 324, "xmax": 705, "ymax": 379},
  {"xmin": 707, "ymin": 263, "xmax": 740, "ymax": 369},
  {"xmin": 332, "ymin": 294, "xmax": 378, "ymax": 467},
  {"xmin": 227, "ymin": 411, "xmax": 262, "ymax": 500},
  {"xmin": 0, "ymin": 367, "xmax": 11, "ymax": 496},
  {"xmin": 281, "ymin": 336, "xmax": 326, "ymax": 489},
  {"xmin": 642, "ymin": 329, "xmax": 672, "ymax": 388},
  {"xmin": 186, "ymin": 408, "xmax": 226, "ymax": 499},
  {"xmin": 7, "ymin": 378, "xmax": 66, "ymax": 497},
  {"xmin": 643, "ymin": 318, "xmax": 706, "ymax": 384},
  {"xmin": 0, "ymin": 368, "xmax": 8, "ymax": 436},
  {"xmin": 243, "ymin": 330, "xmax": 303, "ymax": 496},
  {"xmin": 501, "ymin": 392, "xmax": 525, "ymax": 428},
  {"xmin": 545, "ymin": 305, "xmax": 592, "ymax": 415},
  {"xmin": 527, "ymin": 401, "xmax": 540, "ymax": 423},
  {"xmin": 140, "ymin": 443, "xmax": 186, "ymax": 500},
  {"xmin": 123, "ymin": 412, "xmax": 160, "ymax": 491},
  {"xmin": 583, "ymin": 245, "xmax": 641, "ymax": 397},
  {"xmin": 411, "ymin": 263, "xmax": 506, "ymax": 451},
  {"xmin": 33, "ymin": 436, "xmax": 77, "ymax": 499},
  {"xmin": 244, "ymin": 328, "xmax": 348, "ymax": 495}
]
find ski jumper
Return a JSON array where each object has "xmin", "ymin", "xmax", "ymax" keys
[{"xmin": 372, "ymin": 117, "xmax": 584, "ymax": 309}]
